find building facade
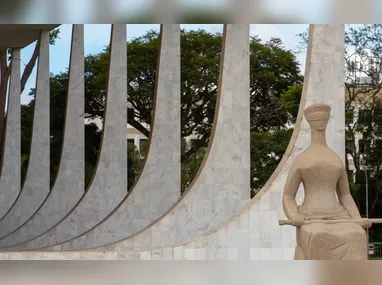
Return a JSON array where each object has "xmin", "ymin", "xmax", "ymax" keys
[{"xmin": 85, "ymin": 116, "xmax": 149, "ymax": 153}]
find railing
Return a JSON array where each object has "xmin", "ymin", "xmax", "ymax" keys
[{"xmin": 368, "ymin": 243, "xmax": 382, "ymax": 259}]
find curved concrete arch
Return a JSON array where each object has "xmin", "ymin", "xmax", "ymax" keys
[
  {"xmin": 74, "ymin": 24, "xmax": 251, "ymax": 253},
  {"xmin": 0, "ymin": 31, "xmax": 50, "ymax": 239},
  {"xmin": 12, "ymin": 24, "xmax": 128, "ymax": 250},
  {"xmin": 55, "ymin": 24, "xmax": 181, "ymax": 250},
  {"xmin": 140, "ymin": 24, "xmax": 345, "ymax": 260},
  {"xmin": 0, "ymin": 25, "xmax": 85, "ymax": 248},
  {"xmin": 0, "ymin": 48, "xmax": 21, "ymax": 220},
  {"xmin": 0, "ymin": 24, "xmax": 347, "ymax": 261}
]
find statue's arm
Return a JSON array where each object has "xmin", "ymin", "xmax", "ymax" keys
[
  {"xmin": 336, "ymin": 168, "xmax": 362, "ymax": 219},
  {"xmin": 282, "ymin": 164, "xmax": 302, "ymax": 220}
]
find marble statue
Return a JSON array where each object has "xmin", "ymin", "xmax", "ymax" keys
[{"xmin": 282, "ymin": 103, "xmax": 371, "ymax": 260}]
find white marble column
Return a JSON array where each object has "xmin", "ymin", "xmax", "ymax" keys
[
  {"xmin": 55, "ymin": 24, "xmax": 181, "ymax": 251},
  {"xmin": 0, "ymin": 30, "xmax": 50, "ymax": 239},
  {"xmin": 16, "ymin": 24, "xmax": 128, "ymax": 250},
  {"xmin": 97, "ymin": 24, "xmax": 251, "ymax": 254},
  {"xmin": 0, "ymin": 48, "xmax": 21, "ymax": 220},
  {"xmin": 0, "ymin": 25, "xmax": 85, "ymax": 249}
]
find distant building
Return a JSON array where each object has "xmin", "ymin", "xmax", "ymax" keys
[
  {"xmin": 85, "ymin": 115, "xmax": 149, "ymax": 153},
  {"xmin": 347, "ymin": 53, "xmax": 380, "ymax": 86},
  {"xmin": 345, "ymin": 52, "xmax": 382, "ymax": 181}
]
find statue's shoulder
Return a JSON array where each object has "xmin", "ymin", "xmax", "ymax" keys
[
  {"xmin": 331, "ymin": 150, "xmax": 346, "ymax": 168},
  {"xmin": 293, "ymin": 149, "xmax": 310, "ymax": 162},
  {"xmin": 291, "ymin": 153, "xmax": 306, "ymax": 170},
  {"xmin": 325, "ymin": 148, "xmax": 345, "ymax": 164}
]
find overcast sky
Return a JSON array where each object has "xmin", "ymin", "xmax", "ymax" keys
[{"xmin": 19, "ymin": 24, "xmax": 308, "ymax": 105}]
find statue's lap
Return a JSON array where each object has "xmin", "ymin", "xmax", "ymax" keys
[
  {"xmin": 295, "ymin": 205, "xmax": 367, "ymax": 260},
  {"xmin": 297, "ymin": 223, "xmax": 367, "ymax": 260}
]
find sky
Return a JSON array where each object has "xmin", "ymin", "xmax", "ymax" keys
[{"xmin": 19, "ymin": 24, "xmax": 308, "ymax": 105}]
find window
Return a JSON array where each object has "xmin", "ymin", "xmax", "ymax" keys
[
  {"xmin": 127, "ymin": 139, "xmax": 135, "ymax": 147},
  {"xmin": 358, "ymin": 170, "xmax": 366, "ymax": 183},
  {"xmin": 346, "ymin": 139, "xmax": 355, "ymax": 152},
  {"xmin": 359, "ymin": 140, "xmax": 365, "ymax": 153},
  {"xmin": 350, "ymin": 60, "xmax": 356, "ymax": 70},
  {"xmin": 359, "ymin": 76, "xmax": 371, "ymax": 84},
  {"xmin": 139, "ymin": 139, "xmax": 147, "ymax": 153},
  {"xmin": 359, "ymin": 139, "xmax": 370, "ymax": 154},
  {"xmin": 376, "ymin": 139, "xmax": 382, "ymax": 149},
  {"xmin": 375, "ymin": 108, "xmax": 382, "ymax": 118},
  {"xmin": 345, "ymin": 112, "xmax": 354, "ymax": 125},
  {"xmin": 359, "ymin": 109, "xmax": 371, "ymax": 123}
]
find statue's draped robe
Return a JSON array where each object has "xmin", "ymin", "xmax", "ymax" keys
[{"xmin": 296, "ymin": 205, "xmax": 367, "ymax": 260}]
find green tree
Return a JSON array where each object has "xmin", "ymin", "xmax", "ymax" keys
[
  {"xmin": 23, "ymin": 71, "xmax": 143, "ymax": 191},
  {"xmin": 83, "ymin": 29, "xmax": 302, "ymax": 192},
  {"xmin": 127, "ymin": 142, "xmax": 144, "ymax": 191},
  {"xmin": 20, "ymin": 28, "xmax": 302, "ymax": 202},
  {"xmin": 280, "ymin": 85, "xmax": 303, "ymax": 124},
  {"xmin": 181, "ymin": 137, "xmax": 206, "ymax": 193},
  {"xmin": 250, "ymin": 37, "xmax": 302, "ymax": 132},
  {"xmin": 250, "ymin": 129, "xmax": 293, "ymax": 195}
]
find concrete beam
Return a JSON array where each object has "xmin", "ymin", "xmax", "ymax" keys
[{"xmin": 0, "ymin": 25, "xmax": 60, "ymax": 48}]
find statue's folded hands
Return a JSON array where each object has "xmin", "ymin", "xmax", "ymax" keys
[
  {"xmin": 290, "ymin": 214, "xmax": 305, "ymax": 227},
  {"xmin": 359, "ymin": 218, "xmax": 372, "ymax": 229}
]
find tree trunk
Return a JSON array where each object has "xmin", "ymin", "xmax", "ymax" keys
[
  {"xmin": 20, "ymin": 40, "xmax": 39, "ymax": 93},
  {"xmin": 127, "ymin": 107, "xmax": 150, "ymax": 138}
]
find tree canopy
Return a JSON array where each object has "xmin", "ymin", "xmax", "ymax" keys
[
  {"xmin": 19, "ymin": 27, "xmax": 302, "ymax": 200},
  {"xmin": 79, "ymin": 28, "xmax": 302, "ymax": 194}
]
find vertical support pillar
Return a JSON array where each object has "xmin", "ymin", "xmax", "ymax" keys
[
  {"xmin": 0, "ymin": 25, "xmax": 85, "ymax": 249},
  {"xmin": 0, "ymin": 30, "xmax": 50, "ymax": 238},
  {"xmin": 0, "ymin": 48, "xmax": 21, "ymax": 220},
  {"xmin": 18, "ymin": 24, "xmax": 127, "ymax": 249}
]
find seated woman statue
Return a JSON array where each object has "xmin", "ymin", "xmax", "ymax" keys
[{"xmin": 282, "ymin": 103, "xmax": 371, "ymax": 260}]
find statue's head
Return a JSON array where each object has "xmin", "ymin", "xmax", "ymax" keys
[{"xmin": 304, "ymin": 103, "xmax": 331, "ymax": 131}]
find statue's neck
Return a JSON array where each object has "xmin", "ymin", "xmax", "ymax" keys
[{"xmin": 310, "ymin": 129, "xmax": 328, "ymax": 147}]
